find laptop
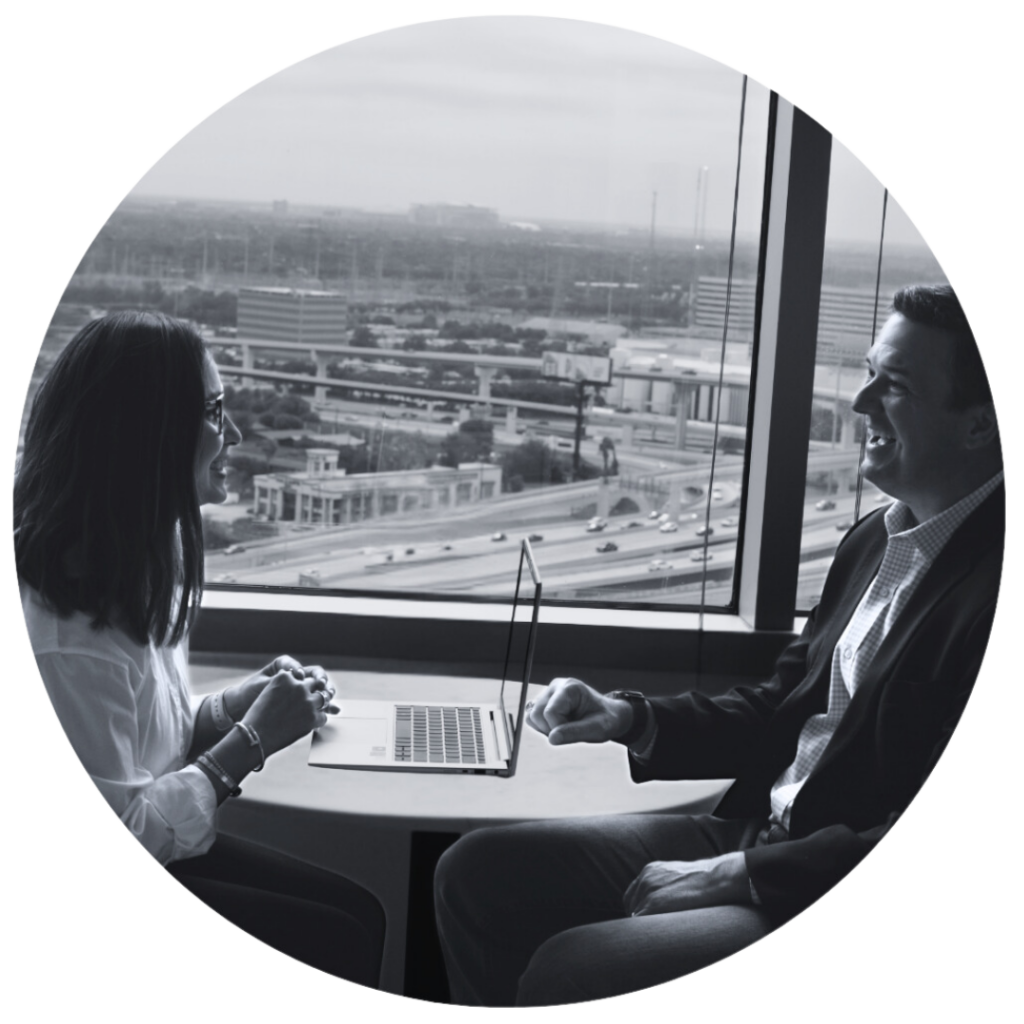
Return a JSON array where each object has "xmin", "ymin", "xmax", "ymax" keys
[{"xmin": 308, "ymin": 538, "xmax": 542, "ymax": 777}]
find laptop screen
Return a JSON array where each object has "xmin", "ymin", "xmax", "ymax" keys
[{"xmin": 497, "ymin": 538, "xmax": 543, "ymax": 772}]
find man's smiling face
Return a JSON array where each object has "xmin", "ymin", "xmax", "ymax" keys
[{"xmin": 852, "ymin": 313, "xmax": 986, "ymax": 522}]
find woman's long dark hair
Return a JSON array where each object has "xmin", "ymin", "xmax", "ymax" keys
[{"xmin": 15, "ymin": 311, "xmax": 209, "ymax": 646}]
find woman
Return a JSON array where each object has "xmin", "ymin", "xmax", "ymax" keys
[{"xmin": 15, "ymin": 311, "xmax": 385, "ymax": 986}]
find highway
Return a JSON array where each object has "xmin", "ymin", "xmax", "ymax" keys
[{"xmin": 207, "ymin": 486, "xmax": 884, "ymax": 607}]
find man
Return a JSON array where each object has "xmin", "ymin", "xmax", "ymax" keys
[{"xmin": 434, "ymin": 284, "xmax": 1004, "ymax": 1006}]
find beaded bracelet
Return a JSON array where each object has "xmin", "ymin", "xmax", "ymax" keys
[
  {"xmin": 208, "ymin": 691, "xmax": 234, "ymax": 732},
  {"xmin": 233, "ymin": 721, "xmax": 266, "ymax": 772},
  {"xmin": 197, "ymin": 751, "xmax": 242, "ymax": 797}
]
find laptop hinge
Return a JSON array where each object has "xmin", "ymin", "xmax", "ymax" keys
[{"xmin": 491, "ymin": 708, "xmax": 511, "ymax": 763}]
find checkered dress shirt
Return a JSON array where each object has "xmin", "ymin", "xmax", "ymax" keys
[{"xmin": 767, "ymin": 471, "xmax": 1004, "ymax": 835}]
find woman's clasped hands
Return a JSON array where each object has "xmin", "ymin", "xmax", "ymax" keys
[{"xmin": 225, "ymin": 655, "xmax": 338, "ymax": 757}]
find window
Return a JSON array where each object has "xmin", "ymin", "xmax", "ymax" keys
[
  {"xmin": 30, "ymin": 20, "xmax": 776, "ymax": 614},
  {"xmin": 796, "ymin": 143, "xmax": 950, "ymax": 610},
  {"xmin": 17, "ymin": 19, "xmax": 967, "ymax": 632}
]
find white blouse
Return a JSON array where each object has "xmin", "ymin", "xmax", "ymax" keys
[{"xmin": 22, "ymin": 582, "xmax": 218, "ymax": 865}]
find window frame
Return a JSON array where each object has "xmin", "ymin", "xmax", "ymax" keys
[{"xmin": 199, "ymin": 95, "xmax": 833, "ymax": 643}]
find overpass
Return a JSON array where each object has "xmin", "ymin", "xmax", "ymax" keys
[{"xmin": 211, "ymin": 336, "xmax": 866, "ymax": 455}]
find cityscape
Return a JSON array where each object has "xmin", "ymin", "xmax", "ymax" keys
[{"xmin": 30, "ymin": 193, "xmax": 946, "ymax": 611}]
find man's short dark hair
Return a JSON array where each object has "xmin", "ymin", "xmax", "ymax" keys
[{"xmin": 891, "ymin": 284, "xmax": 991, "ymax": 409}]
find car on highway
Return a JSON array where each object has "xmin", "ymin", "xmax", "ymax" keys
[
  {"xmin": 624, "ymin": 521, "xmax": 644, "ymax": 529},
  {"xmin": 836, "ymin": 520, "xmax": 853, "ymax": 532},
  {"xmin": 648, "ymin": 559, "xmax": 673, "ymax": 572},
  {"xmin": 491, "ymin": 532, "xmax": 507, "ymax": 542},
  {"xmin": 528, "ymin": 533, "xmax": 544, "ymax": 543},
  {"xmin": 404, "ymin": 548, "xmax": 416, "ymax": 556},
  {"xmin": 691, "ymin": 551, "xmax": 714, "ymax": 562},
  {"xmin": 815, "ymin": 499, "xmax": 837, "ymax": 511},
  {"xmin": 586, "ymin": 517, "xmax": 608, "ymax": 532},
  {"xmin": 223, "ymin": 544, "xmax": 246, "ymax": 555},
  {"xmin": 659, "ymin": 521, "xmax": 678, "ymax": 533},
  {"xmin": 657, "ymin": 512, "xmax": 671, "ymax": 523},
  {"xmin": 648, "ymin": 510, "xmax": 662, "ymax": 520},
  {"xmin": 721, "ymin": 516, "xmax": 739, "ymax": 528},
  {"xmin": 696, "ymin": 525, "xmax": 714, "ymax": 537},
  {"xmin": 596, "ymin": 541, "xmax": 618, "ymax": 553},
  {"xmin": 211, "ymin": 573, "xmax": 237, "ymax": 584}
]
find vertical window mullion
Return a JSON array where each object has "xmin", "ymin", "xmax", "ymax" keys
[{"xmin": 739, "ymin": 100, "xmax": 832, "ymax": 630}]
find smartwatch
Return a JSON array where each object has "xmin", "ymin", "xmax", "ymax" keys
[{"xmin": 609, "ymin": 690, "xmax": 649, "ymax": 747}]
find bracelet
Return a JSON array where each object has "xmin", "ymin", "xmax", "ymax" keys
[
  {"xmin": 197, "ymin": 751, "xmax": 242, "ymax": 797},
  {"xmin": 209, "ymin": 690, "xmax": 234, "ymax": 732},
  {"xmin": 233, "ymin": 721, "xmax": 266, "ymax": 772}
]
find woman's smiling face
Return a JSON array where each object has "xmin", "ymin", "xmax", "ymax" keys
[{"xmin": 194, "ymin": 354, "xmax": 241, "ymax": 506}]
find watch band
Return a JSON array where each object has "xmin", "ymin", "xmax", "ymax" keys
[
  {"xmin": 208, "ymin": 690, "xmax": 234, "ymax": 732},
  {"xmin": 609, "ymin": 690, "xmax": 649, "ymax": 747}
]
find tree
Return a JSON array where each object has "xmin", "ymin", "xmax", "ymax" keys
[
  {"xmin": 599, "ymin": 436, "xmax": 619, "ymax": 480},
  {"xmin": 351, "ymin": 326, "xmax": 379, "ymax": 348},
  {"xmin": 500, "ymin": 439, "xmax": 570, "ymax": 485},
  {"xmin": 202, "ymin": 516, "xmax": 234, "ymax": 551},
  {"xmin": 439, "ymin": 419, "xmax": 494, "ymax": 467}
]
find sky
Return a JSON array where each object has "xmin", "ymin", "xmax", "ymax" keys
[{"xmin": 130, "ymin": 17, "xmax": 924, "ymax": 246}]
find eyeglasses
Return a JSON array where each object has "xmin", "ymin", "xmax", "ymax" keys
[{"xmin": 204, "ymin": 395, "xmax": 224, "ymax": 435}]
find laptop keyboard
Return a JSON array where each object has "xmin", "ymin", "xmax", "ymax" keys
[{"xmin": 394, "ymin": 705, "xmax": 487, "ymax": 764}]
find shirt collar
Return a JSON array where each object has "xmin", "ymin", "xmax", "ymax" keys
[{"xmin": 883, "ymin": 471, "xmax": 1004, "ymax": 562}]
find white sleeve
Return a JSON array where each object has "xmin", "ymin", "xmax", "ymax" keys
[{"xmin": 37, "ymin": 651, "xmax": 218, "ymax": 866}]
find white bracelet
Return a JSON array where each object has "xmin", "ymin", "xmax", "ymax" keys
[
  {"xmin": 209, "ymin": 691, "xmax": 234, "ymax": 732},
  {"xmin": 233, "ymin": 721, "xmax": 266, "ymax": 772}
]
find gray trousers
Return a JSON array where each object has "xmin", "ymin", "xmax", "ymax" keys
[{"xmin": 434, "ymin": 813, "xmax": 773, "ymax": 1006}]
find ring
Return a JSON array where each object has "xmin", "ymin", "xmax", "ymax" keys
[
  {"xmin": 525, "ymin": 701, "xmax": 535, "ymax": 712},
  {"xmin": 319, "ymin": 690, "xmax": 331, "ymax": 710}
]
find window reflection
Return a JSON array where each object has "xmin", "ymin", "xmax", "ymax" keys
[
  {"xmin": 796, "ymin": 143, "xmax": 949, "ymax": 610},
  {"xmin": 27, "ymin": 22, "xmax": 773, "ymax": 612}
]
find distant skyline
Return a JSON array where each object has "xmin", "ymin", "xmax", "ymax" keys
[{"xmin": 130, "ymin": 17, "xmax": 929, "ymax": 249}]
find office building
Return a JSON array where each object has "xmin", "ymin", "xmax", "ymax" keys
[{"xmin": 237, "ymin": 287, "xmax": 347, "ymax": 345}]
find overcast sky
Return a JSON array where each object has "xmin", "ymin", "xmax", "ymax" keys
[{"xmin": 132, "ymin": 17, "xmax": 926, "ymax": 246}]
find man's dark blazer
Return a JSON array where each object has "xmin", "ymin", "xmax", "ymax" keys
[{"xmin": 630, "ymin": 484, "xmax": 1004, "ymax": 925}]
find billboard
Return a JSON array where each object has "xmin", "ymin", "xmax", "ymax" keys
[{"xmin": 540, "ymin": 352, "xmax": 613, "ymax": 386}]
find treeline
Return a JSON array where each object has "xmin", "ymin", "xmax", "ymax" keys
[
  {"xmin": 223, "ymin": 386, "xmax": 321, "ymax": 436},
  {"xmin": 219, "ymin": 389, "xmax": 600, "ymax": 499},
  {"xmin": 79, "ymin": 202, "xmax": 757, "ymax": 325},
  {"xmin": 61, "ymin": 281, "xmax": 237, "ymax": 326}
]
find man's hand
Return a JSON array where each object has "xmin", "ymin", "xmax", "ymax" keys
[
  {"xmin": 623, "ymin": 852, "xmax": 752, "ymax": 917},
  {"xmin": 526, "ymin": 677, "xmax": 633, "ymax": 745}
]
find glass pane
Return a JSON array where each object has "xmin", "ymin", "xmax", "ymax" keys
[
  {"xmin": 29, "ymin": 20, "xmax": 769, "ymax": 609},
  {"xmin": 796, "ymin": 144, "xmax": 948, "ymax": 610}
]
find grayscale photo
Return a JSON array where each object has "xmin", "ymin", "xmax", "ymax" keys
[{"xmin": 8, "ymin": 8, "xmax": 1013, "ymax": 1017}]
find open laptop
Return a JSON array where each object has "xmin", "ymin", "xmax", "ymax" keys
[{"xmin": 308, "ymin": 538, "xmax": 542, "ymax": 777}]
